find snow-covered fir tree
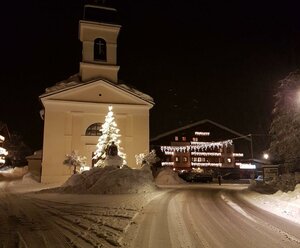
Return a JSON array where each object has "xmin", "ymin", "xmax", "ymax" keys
[
  {"xmin": 93, "ymin": 106, "xmax": 126, "ymax": 167},
  {"xmin": 269, "ymin": 69, "xmax": 300, "ymax": 172}
]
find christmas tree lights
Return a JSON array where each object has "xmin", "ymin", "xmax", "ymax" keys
[
  {"xmin": 0, "ymin": 135, "xmax": 8, "ymax": 164},
  {"xmin": 93, "ymin": 105, "xmax": 126, "ymax": 167}
]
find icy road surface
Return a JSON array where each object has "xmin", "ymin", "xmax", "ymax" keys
[
  {"xmin": 0, "ymin": 183, "xmax": 300, "ymax": 248},
  {"xmin": 124, "ymin": 184, "xmax": 300, "ymax": 248}
]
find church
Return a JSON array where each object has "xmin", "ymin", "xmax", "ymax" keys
[{"xmin": 39, "ymin": 3, "xmax": 154, "ymax": 183}]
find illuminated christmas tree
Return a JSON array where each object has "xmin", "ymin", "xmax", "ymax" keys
[
  {"xmin": 93, "ymin": 106, "xmax": 126, "ymax": 167},
  {"xmin": 0, "ymin": 135, "xmax": 8, "ymax": 165}
]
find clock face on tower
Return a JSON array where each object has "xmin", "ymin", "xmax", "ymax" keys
[{"xmin": 94, "ymin": 38, "xmax": 107, "ymax": 61}]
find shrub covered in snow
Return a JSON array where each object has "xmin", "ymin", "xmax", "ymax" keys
[
  {"xmin": 249, "ymin": 173, "xmax": 297, "ymax": 193},
  {"xmin": 135, "ymin": 150, "xmax": 160, "ymax": 177},
  {"xmin": 63, "ymin": 150, "xmax": 87, "ymax": 174}
]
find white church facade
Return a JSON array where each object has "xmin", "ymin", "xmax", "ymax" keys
[{"xmin": 39, "ymin": 4, "xmax": 154, "ymax": 183}]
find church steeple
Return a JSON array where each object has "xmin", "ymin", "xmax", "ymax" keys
[{"xmin": 79, "ymin": 2, "xmax": 121, "ymax": 83}]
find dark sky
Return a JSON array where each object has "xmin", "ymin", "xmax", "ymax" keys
[{"xmin": 1, "ymin": 0, "xmax": 300, "ymax": 151}]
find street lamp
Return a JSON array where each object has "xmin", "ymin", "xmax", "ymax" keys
[{"xmin": 263, "ymin": 153, "xmax": 269, "ymax": 160}]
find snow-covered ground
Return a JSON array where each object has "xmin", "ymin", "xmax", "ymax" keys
[
  {"xmin": 241, "ymin": 184, "xmax": 300, "ymax": 225},
  {"xmin": 0, "ymin": 166, "xmax": 299, "ymax": 247}
]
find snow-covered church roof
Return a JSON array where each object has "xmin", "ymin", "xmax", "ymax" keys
[{"xmin": 40, "ymin": 74, "xmax": 154, "ymax": 105}]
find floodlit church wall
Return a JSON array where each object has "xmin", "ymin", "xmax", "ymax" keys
[
  {"xmin": 80, "ymin": 63, "xmax": 119, "ymax": 82},
  {"xmin": 79, "ymin": 22, "xmax": 120, "ymax": 43},
  {"xmin": 41, "ymin": 108, "xmax": 74, "ymax": 183},
  {"xmin": 127, "ymin": 113, "xmax": 150, "ymax": 168}
]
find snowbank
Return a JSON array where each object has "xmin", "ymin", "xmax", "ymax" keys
[
  {"xmin": 45, "ymin": 165, "xmax": 157, "ymax": 194},
  {"xmin": 155, "ymin": 167, "xmax": 187, "ymax": 185},
  {"xmin": 0, "ymin": 166, "xmax": 28, "ymax": 180},
  {"xmin": 243, "ymin": 183, "xmax": 300, "ymax": 225}
]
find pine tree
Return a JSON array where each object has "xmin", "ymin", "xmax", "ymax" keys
[
  {"xmin": 93, "ymin": 106, "xmax": 126, "ymax": 167},
  {"xmin": 269, "ymin": 69, "xmax": 300, "ymax": 172}
]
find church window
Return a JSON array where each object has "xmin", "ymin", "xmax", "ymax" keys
[
  {"xmin": 94, "ymin": 38, "xmax": 107, "ymax": 61},
  {"xmin": 86, "ymin": 123, "xmax": 102, "ymax": 136}
]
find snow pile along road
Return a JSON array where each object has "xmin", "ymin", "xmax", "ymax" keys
[
  {"xmin": 155, "ymin": 167, "xmax": 187, "ymax": 185},
  {"xmin": 243, "ymin": 183, "xmax": 300, "ymax": 225},
  {"xmin": 46, "ymin": 165, "xmax": 157, "ymax": 194},
  {"xmin": 0, "ymin": 166, "xmax": 28, "ymax": 180}
]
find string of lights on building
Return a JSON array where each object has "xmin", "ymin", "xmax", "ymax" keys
[
  {"xmin": 160, "ymin": 130, "xmax": 256, "ymax": 170},
  {"xmin": 161, "ymin": 140, "xmax": 233, "ymax": 153}
]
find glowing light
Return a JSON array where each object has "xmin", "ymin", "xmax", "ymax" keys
[
  {"xmin": 164, "ymin": 151, "xmax": 174, "ymax": 155},
  {"xmin": 233, "ymin": 153, "xmax": 244, "ymax": 157},
  {"xmin": 195, "ymin": 131, "xmax": 210, "ymax": 136},
  {"xmin": 161, "ymin": 140, "xmax": 233, "ymax": 154},
  {"xmin": 93, "ymin": 105, "xmax": 126, "ymax": 167},
  {"xmin": 0, "ymin": 148, "xmax": 8, "ymax": 156},
  {"xmin": 236, "ymin": 163, "xmax": 256, "ymax": 169},
  {"xmin": 80, "ymin": 166, "xmax": 91, "ymax": 172},
  {"xmin": 190, "ymin": 140, "xmax": 233, "ymax": 148},
  {"xmin": 263, "ymin": 153, "xmax": 269, "ymax": 159},
  {"xmin": 191, "ymin": 162, "xmax": 222, "ymax": 167},
  {"xmin": 161, "ymin": 162, "xmax": 174, "ymax": 166},
  {"xmin": 0, "ymin": 135, "xmax": 8, "ymax": 164},
  {"xmin": 191, "ymin": 152, "xmax": 222, "ymax": 156}
]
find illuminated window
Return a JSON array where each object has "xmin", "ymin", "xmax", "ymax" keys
[
  {"xmin": 175, "ymin": 156, "xmax": 180, "ymax": 163},
  {"xmin": 183, "ymin": 156, "xmax": 188, "ymax": 163},
  {"xmin": 94, "ymin": 38, "xmax": 107, "ymax": 61},
  {"xmin": 175, "ymin": 136, "xmax": 179, "ymax": 141},
  {"xmin": 182, "ymin": 136, "xmax": 186, "ymax": 141},
  {"xmin": 85, "ymin": 123, "xmax": 102, "ymax": 136}
]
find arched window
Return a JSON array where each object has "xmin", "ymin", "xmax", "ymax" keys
[
  {"xmin": 94, "ymin": 38, "xmax": 107, "ymax": 61},
  {"xmin": 85, "ymin": 123, "xmax": 102, "ymax": 136}
]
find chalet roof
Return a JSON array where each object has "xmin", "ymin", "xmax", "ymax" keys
[
  {"xmin": 151, "ymin": 119, "xmax": 251, "ymax": 142},
  {"xmin": 39, "ymin": 74, "xmax": 154, "ymax": 105}
]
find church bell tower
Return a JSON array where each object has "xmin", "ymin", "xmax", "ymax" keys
[{"xmin": 79, "ymin": 2, "xmax": 121, "ymax": 83}]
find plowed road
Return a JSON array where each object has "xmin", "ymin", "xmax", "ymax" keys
[{"xmin": 126, "ymin": 185, "xmax": 300, "ymax": 248}]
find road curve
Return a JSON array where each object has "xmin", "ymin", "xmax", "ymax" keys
[{"xmin": 126, "ymin": 185, "xmax": 300, "ymax": 248}]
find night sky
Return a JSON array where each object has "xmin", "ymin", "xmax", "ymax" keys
[{"xmin": 1, "ymin": 0, "xmax": 300, "ymax": 152}]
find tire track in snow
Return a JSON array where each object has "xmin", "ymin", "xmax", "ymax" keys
[
  {"xmin": 220, "ymin": 189, "xmax": 300, "ymax": 247},
  {"xmin": 29, "ymin": 197, "xmax": 140, "ymax": 247},
  {"xmin": 0, "ymin": 191, "xmax": 140, "ymax": 248}
]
